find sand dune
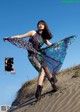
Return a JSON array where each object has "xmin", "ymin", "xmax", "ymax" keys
[{"xmin": 8, "ymin": 65, "xmax": 80, "ymax": 112}]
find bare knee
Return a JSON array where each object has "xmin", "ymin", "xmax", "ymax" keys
[{"xmin": 37, "ymin": 68, "xmax": 45, "ymax": 86}]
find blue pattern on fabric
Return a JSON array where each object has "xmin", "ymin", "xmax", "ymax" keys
[
  {"xmin": 8, "ymin": 38, "xmax": 39, "ymax": 54},
  {"xmin": 7, "ymin": 35, "xmax": 76, "ymax": 75},
  {"xmin": 41, "ymin": 36, "xmax": 76, "ymax": 74}
]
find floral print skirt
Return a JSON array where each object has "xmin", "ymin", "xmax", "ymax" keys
[{"xmin": 7, "ymin": 35, "xmax": 76, "ymax": 75}]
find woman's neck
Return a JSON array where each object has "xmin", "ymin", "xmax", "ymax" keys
[{"xmin": 37, "ymin": 30, "xmax": 43, "ymax": 35}]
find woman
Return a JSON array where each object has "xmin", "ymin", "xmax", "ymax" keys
[{"xmin": 3, "ymin": 20, "xmax": 76, "ymax": 100}]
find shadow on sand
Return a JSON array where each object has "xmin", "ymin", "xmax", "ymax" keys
[{"xmin": 8, "ymin": 89, "xmax": 56, "ymax": 112}]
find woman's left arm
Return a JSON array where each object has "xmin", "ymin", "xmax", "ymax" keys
[{"xmin": 45, "ymin": 39, "xmax": 52, "ymax": 46}]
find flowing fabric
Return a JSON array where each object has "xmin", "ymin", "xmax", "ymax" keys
[
  {"xmin": 8, "ymin": 37, "xmax": 39, "ymax": 54},
  {"xmin": 41, "ymin": 36, "xmax": 76, "ymax": 74},
  {"xmin": 7, "ymin": 34, "xmax": 76, "ymax": 75}
]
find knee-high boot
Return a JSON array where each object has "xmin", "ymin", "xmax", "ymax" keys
[{"xmin": 35, "ymin": 85, "xmax": 43, "ymax": 100}]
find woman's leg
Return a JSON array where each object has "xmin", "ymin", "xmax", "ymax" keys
[
  {"xmin": 28, "ymin": 55, "xmax": 45, "ymax": 100},
  {"xmin": 35, "ymin": 68, "xmax": 46, "ymax": 100},
  {"xmin": 37, "ymin": 68, "xmax": 45, "ymax": 86},
  {"xmin": 43, "ymin": 62, "xmax": 58, "ymax": 92}
]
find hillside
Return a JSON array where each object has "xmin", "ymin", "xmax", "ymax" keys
[{"xmin": 8, "ymin": 65, "xmax": 80, "ymax": 112}]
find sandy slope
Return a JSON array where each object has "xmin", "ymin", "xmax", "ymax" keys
[{"xmin": 8, "ymin": 69, "xmax": 80, "ymax": 112}]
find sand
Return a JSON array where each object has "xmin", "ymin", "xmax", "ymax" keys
[{"xmin": 8, "ymin": 69, "xmax": 80, "ymax": 112}]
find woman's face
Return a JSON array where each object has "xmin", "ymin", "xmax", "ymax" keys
[{"xmin": 38, "ymin": 22, "xmax": 45, "ymax": 31}]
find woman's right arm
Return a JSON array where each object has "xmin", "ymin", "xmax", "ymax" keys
[{"xmin": 11, "ymin": 30, "xmax": 36, "ymax": 38}]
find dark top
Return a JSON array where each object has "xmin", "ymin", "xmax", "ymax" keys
[{"xmin": 29, "ymin": 31, "xmax": 45, "ymax": 51}]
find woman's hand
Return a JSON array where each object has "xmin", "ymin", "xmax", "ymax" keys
[
  {"xmin": 3, "ymin": 37, "xmax": 9, "ymax": 42},
  {"xmin": 45, "ymin": 39, "xmax": 52, "ymax": 46}
]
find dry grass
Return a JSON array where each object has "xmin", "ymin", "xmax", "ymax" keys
[
  {"xmin": 12, "ymin": 79, "xmax": 37, "ymax": 106},
  {"xmin": 11, "ymin": 64, "xmax": 80, "ymax": 107},
  {"xmin": 72, "ymin": 69, "xmax": 80, "ymax": 78},
  {"xmin": 57, "ymin": 64, "xmax": 80, "ymax": 76}
]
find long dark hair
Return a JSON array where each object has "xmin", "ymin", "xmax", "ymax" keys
[{"xmin": 37, "ymin": 20, "xmax": 53, "ymax": 40}]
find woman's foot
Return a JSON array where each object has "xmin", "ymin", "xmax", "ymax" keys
[
  {"xmin": 35, "ymin": 85, "xmax": 43, "ymax": 100},
  {"xmin": 50, "ymin": 77, "xmax": 58, "ymax": 92}
]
